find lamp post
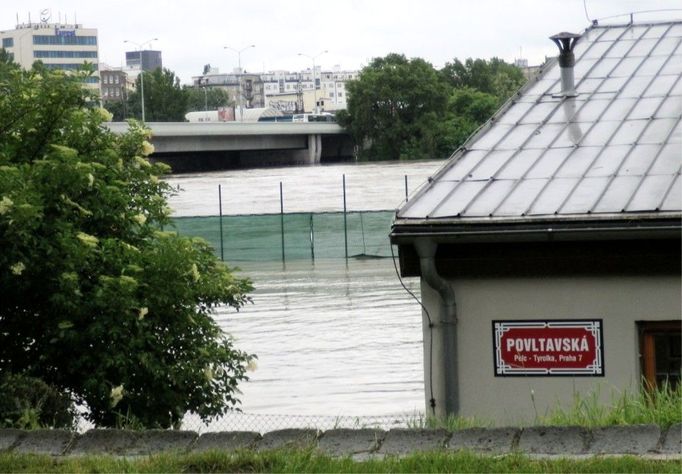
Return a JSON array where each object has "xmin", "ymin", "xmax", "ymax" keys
[
  {"xmin": 124, "ymin": 38, "xmax": 157, "ymax": 122},
  {"xmin": 224, "ymin": 45, "xmax": 255, "ymax": 121},
  {"xmin": 201, "ymin": 78, "xmax": 209, "ymax": 121},
  {"xmin": 298, "ymin": 50, "xmax": 327, "ymax": 113}
]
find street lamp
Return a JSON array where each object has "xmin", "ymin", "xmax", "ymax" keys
[
  {"xmin": 224, "ymin": 45, "xmax": 255, "ymax": 121},
  {"xmin": 124, "ymin": 37, "xmax": 158, "ymax": 122},
  {"xmin": 298, "ymin": 50, "xmax": 327, "ymax": 113},
  {"xmin": 201, "ymin": 78, "xmax": 209, "ymax": 121}
]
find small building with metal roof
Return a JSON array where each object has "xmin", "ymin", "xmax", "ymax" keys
[{"xmin": 391, "ymin": 20, "xmax": 681, "ymax": 423}]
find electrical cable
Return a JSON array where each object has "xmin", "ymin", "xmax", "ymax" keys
[
  {"xmin": 583, "ymin": 0, "xmax": 591, "ymax": 23},
  {"xmin": 594, "ymin": 8, "xmax": 682, "ymax": 23},
  {"xmin": 390, "ymin": 243, "xmax": 437, "ymax": 416}
]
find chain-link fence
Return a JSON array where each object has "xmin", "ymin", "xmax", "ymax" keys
[{"xmin": 171, "ymin": 210, "xmax": 395, "ymax": 262}]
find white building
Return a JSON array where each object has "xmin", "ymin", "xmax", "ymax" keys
[
  {"xmin": 0, "ymin": 20, "xmax": 99, "ymax": 86},
  {"xmin": 191, "ymin": 66, "xmax": 359, "ymax": 114},
  {"xmin": 391, "ymin": 20, "xmax": 682, "ymax": 424},
  {"xmin": 261, "ymin": 66, "xmax": 359, "ymax": 112}
]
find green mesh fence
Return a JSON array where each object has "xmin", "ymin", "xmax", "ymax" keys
[{"xmin": 171, "ymin": 211, "xmax": 395, "ymax": 262}]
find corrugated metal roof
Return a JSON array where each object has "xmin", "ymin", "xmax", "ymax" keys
[{"xmin": 397, "ymin": 21, "xmax": 682, "ymax": 224}]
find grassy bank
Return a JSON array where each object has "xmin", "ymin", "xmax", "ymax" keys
[
  {"xmin": 0, "ymin": 450, "xmax": 680, "ymax": 473},
  {"xmin": 422, "ymin": 383, "xmax": 682, "ymax": 431}
]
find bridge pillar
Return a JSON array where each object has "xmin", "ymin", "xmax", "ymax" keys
[{"xmin": 308, "ymin": 134, "xmax": 322, "ymax": 164}]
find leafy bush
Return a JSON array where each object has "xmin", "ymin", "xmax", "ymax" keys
[
  {"xmin": 0, "ymin": 55, "xmax": 254, "ymax": 428},
  {"xmin": 0, "ymin": 374, "xmax": 76, "ymax": 429}
]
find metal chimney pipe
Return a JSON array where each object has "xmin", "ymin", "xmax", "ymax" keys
[{"xmin": 550, "ymin": 32, "xmax": 581, "ymax": 98}]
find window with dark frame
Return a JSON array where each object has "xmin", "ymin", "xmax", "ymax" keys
[{"xmin": 638, "ymin": 321, "xmax": 681, "ymax": 390}]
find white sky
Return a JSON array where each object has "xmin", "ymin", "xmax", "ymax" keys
[{"xmin": 3, "ymin": 0, "xmax": 681, "ymax": 84}]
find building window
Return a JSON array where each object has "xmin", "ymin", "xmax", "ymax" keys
[
  {"xmin": 639, "ymin": 321, "xmax": 681, "ymax": 390},
  {"xmin": 2, "ymin": 37, "xmax": 13, "ymax": 48},
  {"xmin": 34, "ymin": 50, "xmax": 98, "ymax": 58},
  {"xmin": 114, "ymin": 75, "xmax": 119, "ymax": 84},
  {"xmin": 33, "ymin": 35, "xmax": 97, "ymax": 46}
]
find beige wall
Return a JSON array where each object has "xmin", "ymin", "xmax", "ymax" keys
[{"xmin": 420, "ymin": 274, "xmax": 681, "ymax": 425}]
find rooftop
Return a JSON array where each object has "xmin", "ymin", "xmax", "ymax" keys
[{"xmin": 395, "ymin": 21, "xmax": 682, "ymax": 229}]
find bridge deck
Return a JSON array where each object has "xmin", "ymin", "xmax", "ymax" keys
[{"xmin": 105, "ymin": 122, "xmax": 345, "ymax": 136}]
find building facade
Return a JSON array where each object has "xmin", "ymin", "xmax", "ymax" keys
[
  {"xmin": 391, "ymin": 20, "xmax": 682, "ymax": 424},
  {"xmin": 125, "ymin": 49, "xmax": 162, "ymax": 72},
  {"xmin": 192, "ymin": 66, "xmax": 359, "ymax": 114},
  {"xmin": 192, "ymin": 69, "xmax": 265, "ymax": 109},
  {"xmin": 99, "ymin": 66, "xmax": 128, "ymax": 103},
  {"xmin": 0, "ymin": 21, "xmax": 99, "ymax": 85}
]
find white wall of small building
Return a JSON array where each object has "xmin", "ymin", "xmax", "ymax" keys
[{"xmin": 419, "ymin": 273, "xmax": 681, "ymax": 425}]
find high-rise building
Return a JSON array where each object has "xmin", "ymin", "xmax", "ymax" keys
[
  {"xmin": 0, "ymin": 20, "xmax": 99, "ymax": 85},
  {"xmin": 125, "ymin": 50, "xmax": 162, "ymax": 72}
]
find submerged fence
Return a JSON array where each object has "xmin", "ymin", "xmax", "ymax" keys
[
  {"xmin": 172, "ymin": 210, "xmax": 395, "ymax": 262},
  {"xmin": 168, "ymin": 173, "xmax": 418, "ymax": 262}
]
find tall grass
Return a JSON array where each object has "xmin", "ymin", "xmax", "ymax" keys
[
  {"xmin": 540, "ymin": 381, "xmax": 682, "ymax": 429},
  {"xmin": 0, "ymin": 450, "xmax": 680, "ymax": 473},
  {"xmin": 416, "ymin": 382, "xmax": 681, "ymax": 431}
]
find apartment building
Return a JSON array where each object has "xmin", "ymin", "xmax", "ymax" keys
[{"xmin": 99, "ymin": 66, "xmax": 128, "ymax": 103}]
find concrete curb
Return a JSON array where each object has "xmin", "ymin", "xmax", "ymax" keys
[
  {"xmin": 517, "ymin": 426, "xmax": 588, "ymax": 455},
  {"xmin": 0, "ymin": 425, "xmax": 679, "ymax": 458},
  {"xmin": 448, "ymin": 427, "xmax": 518, "ymax": 454}
]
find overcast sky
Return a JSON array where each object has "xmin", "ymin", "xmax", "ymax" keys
[{"xmin": 3, "ymin": 0, "xmax": 681, "ymax": 84}]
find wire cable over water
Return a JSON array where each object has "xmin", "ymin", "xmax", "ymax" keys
[{"xmin": 390, "ymin": 243, "xmax": 436, "ymax": 416}]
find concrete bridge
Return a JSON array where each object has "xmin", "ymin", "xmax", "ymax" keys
[{"xmin": 105, "ymin": 122, "xmax": 354, "ymax": 172}]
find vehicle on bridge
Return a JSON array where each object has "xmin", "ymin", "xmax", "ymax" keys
[
  {"xmin": 291, "ymin": 113, "xmax": 336, "ymax": 123},
  {"xmin": 185, "ymin": 107, "xmax": 285, "ymax": 123}
]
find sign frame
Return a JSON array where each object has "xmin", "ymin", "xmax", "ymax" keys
[{"xmin": 492, "ymin": 319, "xmax": 604, "ymax": 377}]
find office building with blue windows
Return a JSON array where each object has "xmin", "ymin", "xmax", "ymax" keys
[{"xmin": 0, "ymin": 20, "xmax": 99, "ymax": 85}]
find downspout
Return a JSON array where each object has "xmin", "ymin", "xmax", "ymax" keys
[{"xmin": 414, "ymin": 238, "xmax": 458, "ymax": 419}]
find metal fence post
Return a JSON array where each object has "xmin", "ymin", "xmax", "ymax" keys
[
  {"xmin": 309, "ymin": 213, "xmax": 315, "ymax": 262},
  {"xmin": 343, "ymin": 174, "xmax": 348, "ymax": 261},
  {"xmin": 218, "ymin": 184, "xmax": 224, "ymax": 261},
  {"xmin": 280, "ymin": 181, "xmax": 285, "ymax": 264},
  {"xmin": 405, "ymin": 175, "xmax": 409, "ymax": 202}
]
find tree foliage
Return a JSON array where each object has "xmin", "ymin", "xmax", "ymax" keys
[
  {"xmin": 340, "ymin": 54, "xmax": 526, "ymax": 160},
  {"xmin": 185, "ymin": 86, "xmax": 232, "ymax": 112},
  {"xmin": 440, "ymin": 57, "xmax": 526, "ymax": 104},
  {"xmin": 126, "ymin": 68, "xmax": 189, "ymax": 121},
  {"xmin": 0, "ymin": 60, "xmax": 254, "ymax": 428},
  {"xmin": 339, "ymin": 54, "xmax": 450, "ymax": 161}
]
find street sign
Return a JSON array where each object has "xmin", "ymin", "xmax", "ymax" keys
[{"xmin": 493, "ymin": 320, "xmax": 604, "ymax": 376}]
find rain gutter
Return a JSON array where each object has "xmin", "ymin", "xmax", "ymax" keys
[{"xmin": 414, "ymin": 238, "xmax": 458, "ymax": 418}]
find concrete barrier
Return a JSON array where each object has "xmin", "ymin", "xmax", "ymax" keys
[
  {"xmin": 193, "ymin": 431, "xmax": 261, "ymax": 453},
  {"xmin": 256, "ymin": 429, "xmax": 318, "ymax": 451},
  {"xmin": 517, "ymin": 427, "xmax": 588, "ymax": 455},
  {"xmin": 588, "ymin": 425, "xmax": 661, "ymax": 455},
  {"xmin": 0, "ymin": 425, "xmax": 679, "ymax": 458},
  {"xmin": 317, "ymin": 429, "xmax": 384, "ymax": 456},
  {"xmin": 448, "ymin": 427, "xmax": 518, "ymax": 454},
  {"xmin": 378, "ymin": 429, "xmax": 450, "ymax": 455}
]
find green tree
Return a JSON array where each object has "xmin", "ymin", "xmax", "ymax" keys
[
  {"xmin": 440, "ymin": 57, "xmax": 526, "ymax": 104},
  {"xmin": 0, "ymin": 62, "xmax": 254, "ymax": 428},
  {"xmin": 127, "ymin": 68, "xmax": 189, "ymax": 121},
  {"xmin": 339, "ymin": 54, "xmax": 451, "ymax": 161},
  {"xmin": 440, "ymin": 87, "xmax": 500, "ymax": 151},
  {"xmin": 103, "ymin": 100, "xmax": 127, "ymax": 122},
  {"xmin": 185, "ymin": 86, "xmax": 232, "ymax": 112}
]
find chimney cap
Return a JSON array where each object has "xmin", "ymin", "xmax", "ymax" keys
[{"xmin": 549, "ymin": 32, "xmax": 581, "ymax": 41}]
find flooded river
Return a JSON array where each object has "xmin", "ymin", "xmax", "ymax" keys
[{"xmin": 165, "ymin": 160, "xmax": 443, "ymax": 427}]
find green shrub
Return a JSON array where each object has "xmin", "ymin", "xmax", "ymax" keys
[{"xmin": 0, "ymin": 374, "xmax": 77, "ymax": 429}]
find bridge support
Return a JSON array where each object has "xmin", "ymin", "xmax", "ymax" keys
[{"xmin": 308, "ymin": 134, "xmax": 322, "ymax": 164}]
